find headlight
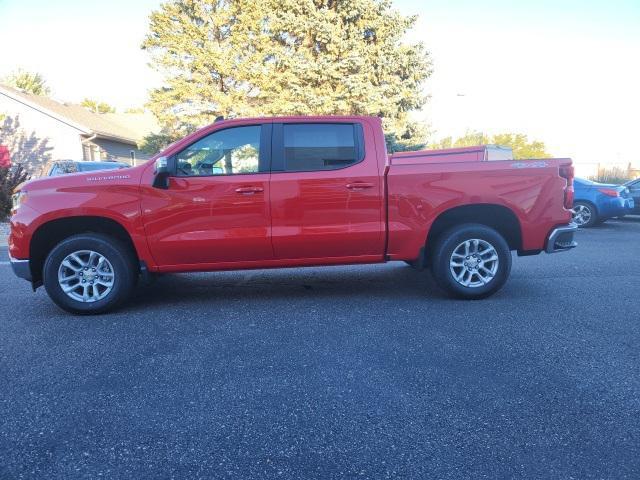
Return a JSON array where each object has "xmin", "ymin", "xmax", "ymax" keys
[{"xmin": 11, "ymin": 190, "xmax": 27, "ymax": 212}]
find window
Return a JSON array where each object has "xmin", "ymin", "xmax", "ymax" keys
[
  {"xmin": 176, "ymin": 126, "xmax": 261, "ymax": 176},
  {"xmin": 282, "ymin": 123, "xmax": 362, "ymax": 172}
]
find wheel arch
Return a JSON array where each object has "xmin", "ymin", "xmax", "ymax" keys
[
  {"xmin": 424, "ymin": 204, "xmax": 522, "ymax": 266},
  {"xmin": 29, "ymin": 216, "xmax": 139, "ymax": 284}
]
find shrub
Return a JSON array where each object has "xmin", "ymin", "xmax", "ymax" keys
[
  {"xmin": 0, "ymin": 164, "xmax": 29, "ymax": 221},
  {"xmin": 589, "ymin": 166, "xmax": 635, "ymax": 185}
]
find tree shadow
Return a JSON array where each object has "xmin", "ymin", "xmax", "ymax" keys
[{"xmin": 0, "ymin": 115, "xmax": 53, "ymax": 175}]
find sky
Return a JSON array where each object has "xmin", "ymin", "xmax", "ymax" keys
[{"xmin": 1, "ymin": 0, "xmax": 639, "ymax": 175}]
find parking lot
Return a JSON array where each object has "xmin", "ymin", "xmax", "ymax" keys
[{"xmin": 1, "ymin": 218, "xmax": 639, "ymax": 479}]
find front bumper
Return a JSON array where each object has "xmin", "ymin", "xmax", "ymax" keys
[
  {"xmin": 546, "ymin": 223, "xmax": 578, "ymax": 253},
  {"xmin": 8, "ymin": 254, "xmax": 31, "ymax": 282}
]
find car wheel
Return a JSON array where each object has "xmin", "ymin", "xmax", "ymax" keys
[
  {"xmin": 572, "ymin": 202, "xmax": 598, "ymax": 228},
  {"xmin": 43, "ymin": 233, "xmax": 137, "ymax": 314},
  {"xmin": 430, "ymin": 223, "xmax": 512, "ymax": 300}
]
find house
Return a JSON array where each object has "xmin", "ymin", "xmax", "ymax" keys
[{"xmin": 0, "ymin": 84, "xmax": 160, "ymax": 173}]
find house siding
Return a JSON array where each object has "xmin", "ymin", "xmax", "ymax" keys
[
  {"xmin": 91, "ymin": 138, "xmax": 152, "ymax": 166},
  {"xmin": 0, "ymin": 93, "xmax": 84, "ymax": 171},
  {"xmin": 0, "ymin": 92, "xmax": 154, "ymax": 170}
]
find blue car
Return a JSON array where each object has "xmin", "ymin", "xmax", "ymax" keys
[{"xmin": 572, "ymin": 178, "xmax": 635, "ymax": 227}]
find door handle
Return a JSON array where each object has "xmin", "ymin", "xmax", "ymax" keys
[
  {"xmin": 235, "ymin": 186, "xmax": 264, "ymax": 194},
  {"xmin": 346, "ymin": 182, "xmax": 374, "ymax": 190}
]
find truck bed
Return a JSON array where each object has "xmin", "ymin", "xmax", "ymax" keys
[{"xmin": 385, "ymin": 147, "xmax": 573, "ymax": 260}]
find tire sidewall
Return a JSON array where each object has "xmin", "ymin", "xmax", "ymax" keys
[
  {"xmin": 43, "ymin": 234, "xmax": 135, "ymax": 314},
  {"xmin": 432, "ymin": 224, "xmax": 512, "ymax": 299}
]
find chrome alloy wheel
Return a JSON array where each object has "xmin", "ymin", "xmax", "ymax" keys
[
  {"xmin": 57, "ymin": 250, "xmax": 115, "ymax": 303},
  {"xmin": 449, "ymin": 239, "xmax": 499, "ymax": 288},
  {"xmin": 572, "ymin": 204, "xmax": 592, "ymax": 226}
]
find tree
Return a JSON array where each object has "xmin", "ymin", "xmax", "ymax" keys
[
  {"xmin": 430, "ymin": 130, "xmax": 551, "ymax": 159},
  {"xmin": 140, "ymin": 129, "xmax": 176, "ymax": 155},
  {"xmin": 142, "ymin": 0, "xmax": 431, "ymax": 151},
  {"xmin": 81, "ymin": 98, "xmax": 116, "ymax": 114},
  {"xmin": 0, "ymin": 163, "xmax": 28, "ymax": 220},
  {"xmin": 2, "ymin": 69, "xmax": 50, "ymax": 96},
  {"xmin": 385, "ymin": 122, "xmax": 432, "ymax": 153}
]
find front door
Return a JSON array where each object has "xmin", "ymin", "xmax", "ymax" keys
[
  {"xmin": 269, "ymin": 121, "xmax": 384, "ymax": 260},
  {"xmin": 141, "ymin": 124, "xmax": 273, "ymax": 267}
]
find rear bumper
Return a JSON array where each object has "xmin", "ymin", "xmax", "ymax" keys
[
  {"xmin": 598, "ymin": 196, "xmax": 634, "ymax": 218},
  {"xmin": 546, "ymin": 223, "xmax": 578, "ymax": 253},
  {"xmin": 8, "ymin": 254, "xmax": 31, "ymax": 282}
]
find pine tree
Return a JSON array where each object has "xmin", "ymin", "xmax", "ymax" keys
[{"xmin": 142, "ymin": 0, "xmax": 431, "ymax": 151}]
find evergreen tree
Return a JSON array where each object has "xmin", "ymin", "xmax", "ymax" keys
[{"xmin": 142, "ymin": 0, "xmax": 431, "ymax": 151}]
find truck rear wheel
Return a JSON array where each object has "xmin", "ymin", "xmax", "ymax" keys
[
  {"xmin": 43, "ymin": 233, "xmax": 137, "ymax": 314},
  {"xmin": 430, "ymin": 224, "xmax": 512, "ymax": 299}
]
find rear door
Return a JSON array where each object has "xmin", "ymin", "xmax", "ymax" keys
[
  {"xmin": 141, "ymin": 123, "xmax": 273, "ymax": 267},
  {"xmin": 269, "ymin": 120, "xmax": 384, "ymax": 260}
]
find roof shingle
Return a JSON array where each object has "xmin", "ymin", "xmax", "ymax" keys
[{"xmin": 0, "ymin": 84, "xmax": 159, "ymax": 145}]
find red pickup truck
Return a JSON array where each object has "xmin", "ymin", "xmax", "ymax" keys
[{"xmin": 9, "ymin": 116, "xmax": 577, "ymax": 314}]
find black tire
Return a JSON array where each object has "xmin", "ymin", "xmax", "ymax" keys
[
  {"xmin": 430, "ymin": 223, "xmax": 512, "ymax": 300},
  {"xmin": 572, "ymin": 201, "xmax": 598, "ymax": 228},
  {"xmin": 43, "ymin": 233, "xmax": 137, "ymax": 314}
]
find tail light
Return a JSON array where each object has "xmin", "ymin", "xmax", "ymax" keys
[
  {"xmin": 559, "ymin": 164, "xmax": 574, "ymax": 209},
  {"xmin": 598, "ymin": 188, "xmax": 620, "ymax": 197}
]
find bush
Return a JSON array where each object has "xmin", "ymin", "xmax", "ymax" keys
[
  {"xmin": 589, "ymin": 166, "xmax": 635, "ymax": 185},
  {"xmin": 0, "ymin": 164, "xmax": 29, "ymax": 221}
]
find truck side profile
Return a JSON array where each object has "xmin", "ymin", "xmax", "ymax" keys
[{"xmin": 9, "ymin": 116, "xmax": 577, "ymax": 314}]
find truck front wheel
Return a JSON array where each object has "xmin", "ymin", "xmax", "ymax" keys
[
  {"xmin": 430, "ymin": 224, "xmax": 512, "ymax": 300},
  {"xmin": 43, "ymin": 233, "xmax": 137, "ymax": 314}
]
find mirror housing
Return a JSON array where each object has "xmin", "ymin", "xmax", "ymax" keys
[{"xmin": 152, "ymin": 156, "xmax": 171, "ymax": 189}]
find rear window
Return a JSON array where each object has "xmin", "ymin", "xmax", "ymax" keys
[
  {"xmin": 574, "ymin": 178, "xmax": 593, "ymax": 186},
  {"xmin": 282, "ymin": 123, "xmax": 363, "ymax": 172}
]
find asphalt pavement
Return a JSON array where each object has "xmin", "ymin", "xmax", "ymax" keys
[{"xmin": 1, "ymin": 218, "xmax": 639, "ymax": 479}]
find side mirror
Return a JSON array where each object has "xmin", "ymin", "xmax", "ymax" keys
[{"xmin": 152, "ymin": 156, "xmax": 170, "ymax": 189}]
